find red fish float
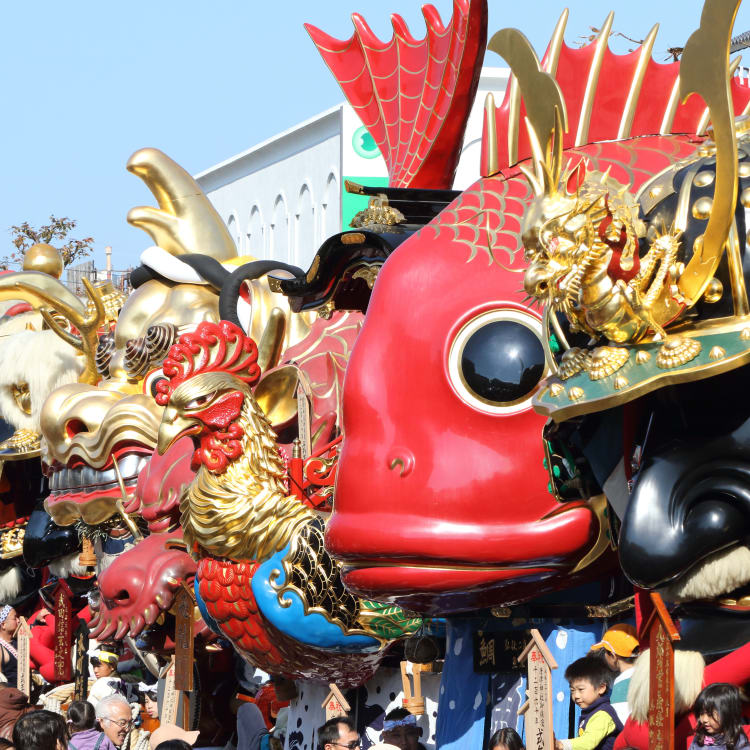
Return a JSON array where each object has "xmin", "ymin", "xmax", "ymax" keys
[{"xmin": 316, "ymin": 1, "xmax": 750, "ymax": 613}]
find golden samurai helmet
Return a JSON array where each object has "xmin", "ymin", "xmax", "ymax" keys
[{"xmin": 492, "ymin": 0, "xmax": 750, "ymax": 419}]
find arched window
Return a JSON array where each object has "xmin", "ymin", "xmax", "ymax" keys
[
  {"xmin": 321, "ymin": 172, "xmax": 339, "ymax": 241},
  {"xmin": 270, "ymin": 194, "xmax": 289, "ymax": 262},
  {"xmin": 296, "ymin": 184, "xmax": 314, "ymax": 265},
  {"xmin": 247, "ymin": 205, "xmax": 264, "ymax": 258},
  {"xmin": 227, "ymin": 214, "xmax": 241, "ymax": 253}
]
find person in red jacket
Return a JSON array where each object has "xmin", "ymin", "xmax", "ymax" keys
[{"xmin": 614, "ymin": 642, "xmax": 750, "ymax": 750}]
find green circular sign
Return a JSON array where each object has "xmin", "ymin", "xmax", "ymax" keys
[{"xmin": 352, "ymin": 125, "xmax": 380, "ymax": 159}]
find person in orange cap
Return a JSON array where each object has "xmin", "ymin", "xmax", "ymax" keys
[{"xmin": 590, "ymin": 624, "xmax": 640, "ymax": 723}]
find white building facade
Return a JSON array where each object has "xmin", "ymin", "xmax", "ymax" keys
[{"xmin": 195, "ymin": 68, "xmax": 510, "ymax": 271}]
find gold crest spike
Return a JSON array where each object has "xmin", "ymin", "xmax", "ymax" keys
[
  {"xmin": 678, "ymin": 0, "xmax": 741, "ymax": 308},
  {"xmin": 543, "ymin": 8, "xmax": 569, "ymax": 77},
  {"xmin": 617, "ymin": 23, "xmax": 659, "ymax": 140},
  {"xmin": 575, "ymin": 11, "xmax": 614, "ymax": 147},
  {"xmin": 487, "ymin": 27, "xmax": 568, "ymax": 177},
  {"xmin": 127, "ymin": 148, "xmax": 238, "ymax": 262}
]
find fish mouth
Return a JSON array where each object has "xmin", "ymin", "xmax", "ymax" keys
[
  {"xmin": 44, "ymin": 446, "xmax": 151, "ymax": 526},
  {"xmin": 339, "ymin": 562, "xmax": 567, "ymax": 614}
]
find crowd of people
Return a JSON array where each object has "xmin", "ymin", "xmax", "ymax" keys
[
  {"xmin": 0, "ymin": 600, "xmax": 744, "ymax": 750},
  {"xmin": 316, "ymin": 624, "xmax": 749, "ymax": 750}
]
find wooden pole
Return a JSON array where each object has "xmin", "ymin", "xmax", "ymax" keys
[
  {"xmin": 53, "ymin": 580, "xmax": 73, "ymax": 683},
  {"xmin": 174, "ymin": 583, "xmax": 195, "ymax": 731},
  {"xmin": 73, "ymin": 621, "xmax": 90, "ymax": 701},
  {"xmin": 517, "ymin": 629, "xmax": 558, "ymax": 750},
  {"xmin": 646, "ymin": 593, "xmax": 680, "ymax": 750},
  {"xmin": 16, "ymin": 618, "xmax": 31, "ymax": 697}
]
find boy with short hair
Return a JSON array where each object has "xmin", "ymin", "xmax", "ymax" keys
[{"xmin": 555, "ymin": 655, "xmax": 623, "ymax": 750}]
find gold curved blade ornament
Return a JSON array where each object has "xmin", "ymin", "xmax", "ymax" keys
[
  {"xmin": 487, "ymin": 27, "xmax": 568, "ymax": 191},
  {"xmin": 678, "ymin": 0, "xmax": 741, "ymax": 307},
  {"xmin": 0, "ymin": 272, "xmax": 103, "ymax": 385},
  {"xmin": 127, "ymin": 147, "xmax": 238, "ymax": 261}
]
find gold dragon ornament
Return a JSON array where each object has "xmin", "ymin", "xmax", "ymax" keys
[{"xmin": 491, "ymin": 0, "xmax": 750, "ymax": 419}]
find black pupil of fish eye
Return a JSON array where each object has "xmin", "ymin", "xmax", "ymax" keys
[{"xmin": 460, "ymin": 320, "xmax": 545, "ymax": 404}]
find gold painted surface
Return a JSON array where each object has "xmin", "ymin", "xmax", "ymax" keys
[
  {"xmin": 575, "ymin": 12, "xmax": 614, "ymax": 147},
  {"xmin": 703, "ymin": 277, "xmax": 724, "ymax": 303},
  {"xmin": 487, "ymin": 28, "xmax": 568, "ymax": 167},
  {"xmin": 656, "ymin": 336, "xmax": 702, "ymax": 369},
  {"xmin": 727, "ymin": 220, "xmax": 750, "ymax": 315},
  {"xmin": 22, "ymin": 244, "xmax": 63, "ymax": 279},
  {"xmin": 0, "ymin": 526, "xmax": 24, "ymax": 560},
  {"xmin": 588, "ymin": 347, "xmax": 629, "ymax": 380},
  {"xmin": 41, "ymin": 384, "xmax": 161, "ymax": 468},
  {"xmin": 11, "ymin": 383, "xmax": 31, "ymax": 416},
  {"xmin": 254, "ymin": 365, "xmax": 299, "ymax": 428},
  {"xmin": 126, "ymin": 148, "xmax": 237, "ymax": 261},
  {"xmin": 352, "ymin": 265, "xmax": 380, "ymax": 289},
  {"xmin": 484, "ymin": 92, "xmax": 500, "ymax": 175},
  {"xmin": 617, "ymin": 24, "xmax": 659, "ymax": 140},
  {"xmin": 349, "ymin": 195, "xmax": 405, "ymax": 230},
  {"xmin": 678, "ymin": 0, "xmax": 740, "ymax": 305},
  {"xmin": 570, "ymin": 494, "xmax": 617, "ymax": 574},
  {"xmin": 544, "ymin": 9, "xmax": 569, "ymax": 78},
  {"xmin": 0, "ymin": 273, "xmax": 104, "ymax": 385},
  {"xmin": 43, "ymin": 496, "xmax": 122, "ymax": 527},
  {"xmin": 0, "ymin": 428, "xmax": 40, "ymax": 458}
]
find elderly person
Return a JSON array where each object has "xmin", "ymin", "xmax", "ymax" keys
[{"xmin": 96, "ymin": 695, "xmax": 134, "ymax": 749}]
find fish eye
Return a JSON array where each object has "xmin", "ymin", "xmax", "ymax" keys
[{"xmin": 447, "ymin": 309, "xmax": 547, "ymax": 414}]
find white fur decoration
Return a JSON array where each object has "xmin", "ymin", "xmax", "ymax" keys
[
  {"xmin": 0, "ymin": 567, "xmax": 22, "ymax": 601},
  {"xmin": 661, "ymin": 545, "xmax": 750, "ymax": 601},
  {"xmin": 48, "ymin": 551, "xmax": 89, "ymax": 580},
  {"xmin": 628, "ymin": 649, "xmax": 705, "ymax": 722},
  {"xmin": 0, "ymin": 328, "xmax": 83, "ymax": 433}
]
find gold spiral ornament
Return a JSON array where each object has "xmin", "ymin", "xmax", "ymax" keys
[
  {"xmin": 124, "ymin": 337, "xmax": 150, "ymax": 378},
  {"xmin": 145, "ymin": 323, "xmax": 178, "ymax": 363},
  {"xmin": 95, "ymin": 333, "xmax": 116, "ymax": 377}
]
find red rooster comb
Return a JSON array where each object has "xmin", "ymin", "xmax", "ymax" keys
[
  {"xmin": 155, "ymin": 321, "xmax": 260, "ymax": 405},
  {"xmin": 305, "ymin": 0, "xmax": 487, "ymax": 189}
]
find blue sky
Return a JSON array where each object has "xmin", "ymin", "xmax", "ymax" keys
[{"xmin": 2, "ymin": 0, "xmax": 749, "ymax": 270}]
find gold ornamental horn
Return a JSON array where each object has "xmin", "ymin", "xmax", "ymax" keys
[
  {"xmin": 677, "ymin": 0, "xmax": 741, "ymax": 308},
  {"xmin": 0, "ymin": 271, "xmax": 105, "ymax": 385},
  {"xmin": 487, "ymin": 25, "xmax": 568, "ymax": 195}
]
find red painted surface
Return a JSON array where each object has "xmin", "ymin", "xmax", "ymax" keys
[
  {"xmin": 331, "ymin": 135, "xmax": 699, "ymax": 613},
  {"xmin": 306, "ymin": 0, "xmax": 487, "ymax": 188}
]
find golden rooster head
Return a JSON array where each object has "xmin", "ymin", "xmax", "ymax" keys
[{"xmin": 155, "ymin": 321, "xmax": 261, "ymax": 473}]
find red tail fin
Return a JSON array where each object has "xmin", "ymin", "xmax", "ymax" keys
[
  {"xmin": 484, "ymin": 12, "xmax": 750, "ymax": 175},
  {"xmin": 306, "ymin": 0, "xmax": 487, "ymax": 189}
]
